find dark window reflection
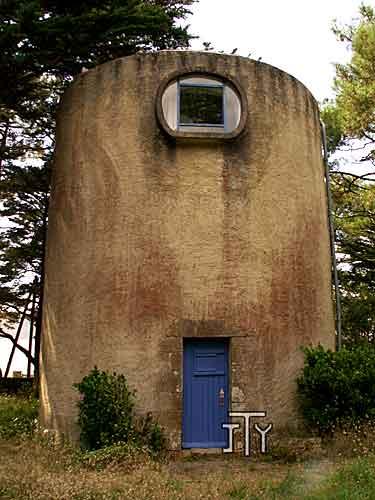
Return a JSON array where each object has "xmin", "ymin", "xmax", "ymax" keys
[{"xmin": 180, "ymin": 85, "xmax": 224, "ymax": 125}]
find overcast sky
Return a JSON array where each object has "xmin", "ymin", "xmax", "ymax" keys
[
  {"xmin": 188, "ymin": 0, "xmax": 364, "ymax": 102},
  {"xmin": 0, "ymin": 0, "xmax": 366, "ymax": 375}
]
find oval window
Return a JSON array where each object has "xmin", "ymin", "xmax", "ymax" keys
[{"xmin": 159, "ymin": 74, "xmax": 244, "ymax": 137}]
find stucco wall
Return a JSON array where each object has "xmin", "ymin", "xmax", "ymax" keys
[{"xmin": 40, "ymin": 51, "xmax": 335, "ymax": 448}]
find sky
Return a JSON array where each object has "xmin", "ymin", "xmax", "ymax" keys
[
  {"xmin": 0, "ymin": 0, "xmax": 367, "ymax": 375},
  {"xmin": 188, "ymin": 0, "xmax": 365, "ymax": 102},
  {"xmin": 0, "ymin": 321, "xmax": 33, "ymax": 377}
]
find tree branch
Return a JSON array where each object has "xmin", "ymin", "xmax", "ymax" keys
[{"xmin": 0, "ymin": 331, "xmax": 35, "ymax": 365}]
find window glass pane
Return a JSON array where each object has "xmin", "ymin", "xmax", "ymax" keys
[{"xmin": 180, "ymin": 85, "xmax": 223, "ymax": 125}]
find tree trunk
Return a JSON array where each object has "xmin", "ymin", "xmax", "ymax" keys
[
  {"xmin": 34, "ymin": 193, "xmax": 49, "ymax": 391},
  {"xmin": 0, "ymin": 118, "xmax": 10, "ymax": 179},
  {"xmin": 27, "ymin": 286, "xmax": 37, "ymax": 377},
  {"xmin": 4, "ymin": 289, "xmax": 33, "ymax": 377}
]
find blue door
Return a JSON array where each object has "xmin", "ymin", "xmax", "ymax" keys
[{"xmin": 182, "ymin": 339, "xmax": 229, "ymax": 448}]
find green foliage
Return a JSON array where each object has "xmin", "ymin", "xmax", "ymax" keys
[
  {"xmin": 333, "ymin": 4, "xmax": 375, "ymax": 146},
  {"xmin": 74, "ymin": 367, "xmax": 166, "ymax": 454},
  {"xmin": 297, "ymin": 345, "xmax": 375, "ymax": 432},
  {"xmin": 332, "ymin": 180, "xmax": 375, "ymax": 344},
  {"xmin": 321, "ymin": 4, "xmax": 375, "ymax": 184},
  {"xmin": 320, "ymin": 103, "xmax": 345, "ymax": 155},
  {"xmin": 0, "ymin": 395, "xmax": 38, "ymax": 439},
  {"xmin": 74, "ymin": 367, "xmax": 135, "ymax": 450},
  {"xmin": 134, "ymin": 412, "xmax": 166, "ymax": 453},
  {"xmin": 322, "ymin": 5, "xmax": 375, "ymax": 346},
  {"xmin": 0, "ymin": 0, "xmax": 195, "ymax": 87}
]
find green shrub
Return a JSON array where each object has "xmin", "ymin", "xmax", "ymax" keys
[
  {"xmin": 297, "ymin": 345, "xmax": 375, "ymax": 432},
  {"xmin": 74, "ymin": 367, "xmax": 135, "ymax": 450},
  {"xmin": 74, "ymin": 367, "xmax": 166, "ymax": 454},
  {"xmin": 135, "ymin": 413, "xmax": 166, "ymax": 454},
  {"xmin": 0, "ymin": 395, "xmax": 38, "ymax": 439}
]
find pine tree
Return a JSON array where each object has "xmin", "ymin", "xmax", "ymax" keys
[
  {"xmin": 321, "ymin": 4, "xmax": 375, "ymax": 344},
  {"xmin": 332, "ymin": 179, "xmax": 375, "ymax": 344}
]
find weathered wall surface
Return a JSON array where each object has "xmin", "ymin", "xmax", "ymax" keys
[{"xmin": 40, "ymin": 51, "xmax": 335, "ymax": 448}]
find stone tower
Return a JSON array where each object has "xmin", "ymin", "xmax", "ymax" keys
[{"xmin": 40, "ymin": 51, "xmax": 335, "ymax": 450}]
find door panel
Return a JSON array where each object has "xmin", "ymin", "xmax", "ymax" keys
[{"xmin": 183, "ymin": 340, "xmax": 228, "ymax": 448}]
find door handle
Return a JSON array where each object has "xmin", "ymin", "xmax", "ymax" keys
[{"xmin": 219, "ymin": 387, "xmax": 225, "ymax": 407}]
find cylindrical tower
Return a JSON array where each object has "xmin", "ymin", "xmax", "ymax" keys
[{"xmin": 40, "ymin": 51, "xmax": 334, "ymax": 450}]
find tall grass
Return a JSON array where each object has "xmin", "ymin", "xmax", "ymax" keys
[
  {"xmin": 0, "ymin": 395, "xmax": 38, "ymax": 439},
  {"xmin": 306, "ymin": 457, "xmax": 375, "ymax": 500}
]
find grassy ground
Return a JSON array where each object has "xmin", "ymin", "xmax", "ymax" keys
[
  {"xmin": 2, "ymin": 437, "xmax": 375, "ymax": 499},
  {"xmin": 0, "ymin": 394, "xmax": 37, "ymax": 439},
  {"xmin": 2, "ymin": 395, "xmax": 375, "ymax": 499}
]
